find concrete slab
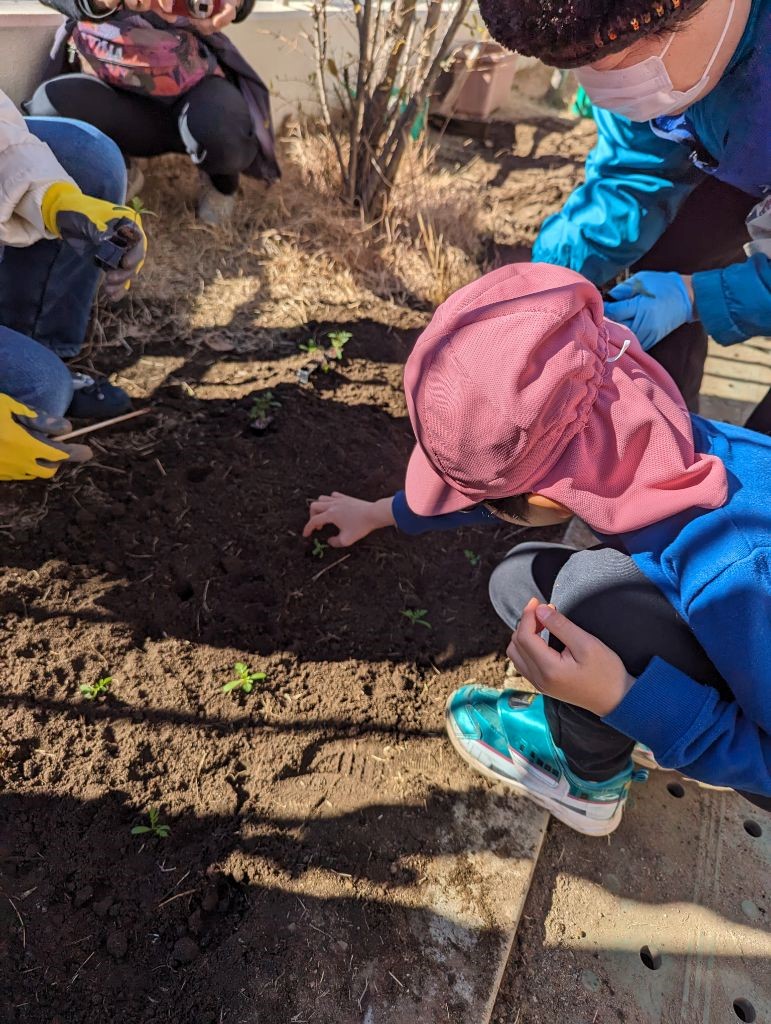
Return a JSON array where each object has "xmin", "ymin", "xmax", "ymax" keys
[
  {"xmin": 701, "ymin": 336, "xmax": 770, "ymax": 425},
  {"xmin": 493, "ymin": 772, "xmax": 771, "ymax": 1024},
  {"xmin": 567, "ymin": 779, "xmax": 771, "ymax": 1023}
]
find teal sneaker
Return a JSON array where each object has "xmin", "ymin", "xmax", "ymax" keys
[{"xmin": 445, "ymin": 686, "xmax": 647, "ymax": 836}]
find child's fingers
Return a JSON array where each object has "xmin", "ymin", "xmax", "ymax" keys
[
  {"xmin": 505, "ymin": 634, "xmax": 527, "ymax": 676},
  {"xmin": 302, "ymin": 510, "xmax": 336, "ymax": 536},
  {"xmin": 308, "ymin": 497, "xmax": 333, "ymax": 516},
  {"xmin": 515, "ymin": 602, "xmax": 563, "ymax": 671},
  {"xmin": 534, "ymin": 604, "xmax": 591, "ymax": 659}
]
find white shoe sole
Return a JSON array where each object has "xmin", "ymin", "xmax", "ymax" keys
[{"xmin": 445, "ymin": 700, "xmax": 624, "ymax": 837}]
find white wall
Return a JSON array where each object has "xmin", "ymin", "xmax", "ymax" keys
[
  {"xmin": 0, "ymin": 0, "xmax": 482, "ymax": 123},
  {"xmin": 0, "ymin": 2, "xmax": 552, "ymax": 124},
  {"xmin": 0, "ymin": 3, "xmax": 65, "ymax": 106}
]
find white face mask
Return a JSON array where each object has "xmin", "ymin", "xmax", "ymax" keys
[{"xmin": 575, "ymin": 0, "xmax": 737, "ymax": 122}]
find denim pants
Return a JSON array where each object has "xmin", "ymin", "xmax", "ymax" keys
[{"xmin": 0, "ymin": 117, "xmax": 126, "ymax": 416}]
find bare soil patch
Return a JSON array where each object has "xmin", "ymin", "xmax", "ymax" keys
[{"xmin": 0, "ymin": 118, "xmax": 593, "ymax": 1024}]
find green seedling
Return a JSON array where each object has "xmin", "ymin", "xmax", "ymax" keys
[
  {"xmin": 250, "ymin": 391, "xmax": 281, "ymax": 421},
  {"xmin": 463, "ymin": 549, "xmax": 481, "ymax": 567},
  {"xmin": 128, "ymin": 196, "xmax": 157, "ymax": 218},
  {"xmin": 327, "ymin": 329, "xmax": 352, "ymax": 360},
  {"xmin": 131, "ymin": 806, "xmax": 170, "ymax": 839},
  {"xmin": 79, "ymin": 676, "xmax": 112, "ymax": 700},
  {"xmin": 401, "ymin": 608, "xmax": 432, "ymax": 630},
  {"xmin": 299, "ymin": 339, "xmax": 322, "ymax": 354},
  {"xmin": 312, "ymin": 538, "xmax": 328, "ymax": 559},
  {"xmin": 222, "ymin": 661, "xmax": 266, "ymax": 695}
]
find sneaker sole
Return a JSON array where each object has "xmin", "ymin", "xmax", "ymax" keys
[
  {"xmin": 632, "ymin": 748, "xmax": 662, "ymax": 772},
  {"xmin": 444, "ymin": 698, "xmax": 624, "ymax": 837}
]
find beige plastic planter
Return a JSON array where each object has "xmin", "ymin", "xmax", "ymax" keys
[{"xmin": 433, "ymin": 42, "xmax": 519, "ymax": 121}]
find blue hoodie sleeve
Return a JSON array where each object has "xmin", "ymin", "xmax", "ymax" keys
[
  {"xmin": 692, "ymin": 253, "xmax": 771, "ymax": 345},
  {"xmin": 392, "ymin": 490, "xmax": 494, "ymax": 535},
  {"xmin": 533, "ymin": 107, "xmax": 698, "ymax": 286},
  {"xmin": 605, "ymin": 551, "xmax": 771, "ymax": 795}
]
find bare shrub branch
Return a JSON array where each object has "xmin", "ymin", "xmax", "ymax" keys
[{"xmin": 311, "ymin": 0, "xmax": 474, "ymax": 218}]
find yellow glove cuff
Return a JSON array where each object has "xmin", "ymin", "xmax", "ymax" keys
[{"xmin": 41, "ymin": 182, "xmax": 83, "ymax": 237}]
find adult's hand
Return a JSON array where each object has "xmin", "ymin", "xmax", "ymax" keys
[
  {"xmin": 0, "ymin": 394, "xmax": 92, "ymax": 481},
  {"xmin": 190, "ymin": 0, "xmax": 239, "ymax": 35},
  {"xmin": 41, "ymin": 183, "xmax": 146, "ymax": 300},
  {"xmin": 149, "ymin": 0, "xmax": 239, "ymax": 31},
  {"xmin": 604, "ymin": 271, "xmax": 694, "ymax": 351},
  {"xmin": 506, "ymin": 598, "xmax": 635, "ymax": 718}
]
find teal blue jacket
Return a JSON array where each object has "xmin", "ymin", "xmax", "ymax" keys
[{"xmin": 533, "ymin": 0, "xmax": 771, "ymax": 345}]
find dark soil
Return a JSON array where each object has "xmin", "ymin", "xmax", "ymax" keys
[{"xmin": 0, "ymin": 319, "xmax": 559, "ymax": 1024}]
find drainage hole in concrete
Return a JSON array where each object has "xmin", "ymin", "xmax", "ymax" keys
[
  {"xmin": 666, "ymin": 782, "xmax": 685, "ymax": 798},
  {"xmin": 743, "ymin": 819, "xmax": 762, "ymax": 838},
  {"xmin": 733, "ymin": 998, "xmax": 756, "ymax": 1022},
  {"xmin": 639, "ymin": 945, "xmax": 662, "ymax": 971}
]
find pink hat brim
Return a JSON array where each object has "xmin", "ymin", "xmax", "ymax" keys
[{"xmin": 405, "ymin": 443, "xmax": 477, "ymax": 517}]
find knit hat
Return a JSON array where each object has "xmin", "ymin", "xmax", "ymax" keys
[
  {"xmin": 477, "ymin": 0, "xmax": 710, "ymax": 68},
  {"xmin": 404, "ymin": 263, "xmax": 727, "ymax": 534}
]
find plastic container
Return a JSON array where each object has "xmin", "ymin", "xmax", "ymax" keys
[{"xmin": 432, "ymin": 42, "xmax": 519, "ymax": 121}]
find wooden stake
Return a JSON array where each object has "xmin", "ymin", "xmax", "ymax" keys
[{"xmin": 57, "ymin": 407, "xmax": 151, "ymax": 441}]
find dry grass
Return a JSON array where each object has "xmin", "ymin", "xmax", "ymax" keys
[
  {"xmin": 121, "ymin": 126, "xmax": 491, "ymax": 343},
  {"xmin": 81, "ymin": 116, "xmax": 591, "ymax": 365}
]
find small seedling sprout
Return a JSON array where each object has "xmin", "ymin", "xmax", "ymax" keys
[
  {"xmin": 79, "ymin": 676, "xmax": 112, "ymax": 700},
  {"xmin": 222, "ymin": 661, "xmax": 266, "ymax": 695},
  {"xmin": 128, "ymin": 196, "xmax": 157, "ymax": 218},
  {"xmin": 131, "ymin": 806, "xmax": 171, "ymax": 839},
  {"xmin": 250, "ymin": 391, "xmax": 281, "ymax": 421},
  {"xmin": 401, "ymin": 608, "xmax": 432, "ymax": 629},
  {"xmin": 311, "ymin": 538, "xmax": 328, "ymax": 559},
  {"xmin": 327, "ymin": 329, "xmax": 352, "ymax": 360},
  {"xmin": 299, "ymin": 339, "xmax": 321, "ymax": 354},
  {"xmin": 463, "ymin": 549, "xmax": 481, "ymax": 567}
]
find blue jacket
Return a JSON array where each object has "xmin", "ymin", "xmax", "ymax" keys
[
  {"xmin": 532, "ymin": 0, "xmax": 771, "ymax": 346},
  {"xmin": 392, "ymin": 416, "xmax": 771, "ymax": 795}
]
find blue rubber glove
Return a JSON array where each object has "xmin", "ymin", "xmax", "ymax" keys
[{"xmin": 603, "ymin": 271, "xmax": 694, "ymax": 352}]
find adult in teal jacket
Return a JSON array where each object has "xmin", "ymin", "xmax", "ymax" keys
[{"xmin": 479, "ymin": 0, "xmax": 771, "ymax": 430}]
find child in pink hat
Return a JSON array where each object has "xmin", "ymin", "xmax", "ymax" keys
[{"xmin": 304, "ymin": 263, "xmax": 770, "ymax": 835}]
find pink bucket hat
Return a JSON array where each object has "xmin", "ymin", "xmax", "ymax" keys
[{"xmin": 404, "ymin": 263, "xmax": 728, "ymax": 534}]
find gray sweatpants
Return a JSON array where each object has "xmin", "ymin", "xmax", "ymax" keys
[{"xmin": 489, "ymin": 542, "xmax": 770, "ymax": 811}]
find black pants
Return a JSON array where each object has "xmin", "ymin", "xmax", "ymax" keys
[
  {"xmin": 489, "ymin": 541, "xmax": 771, "ymax": 811},
  {"xmin": 628, "ymin": 173, "xmax": 770, "ymax": 433},
  {"xmin": 27, "ymin": 73, "xmax": 258, "ymax": 195}
]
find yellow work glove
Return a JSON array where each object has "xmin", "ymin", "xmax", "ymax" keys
[
  {"xmin": 0, "ymin": 393, "xmax": 91, "ymax": 481},
  {"xmin": 41, "ymin": 182, "xmax": 147, "ymax": 300}
]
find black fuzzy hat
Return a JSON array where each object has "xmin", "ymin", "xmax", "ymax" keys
[{"xmin": 478, "ymin": 0, "xmax": 710, "ymax": 67}]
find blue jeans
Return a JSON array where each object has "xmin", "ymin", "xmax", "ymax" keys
[
  {"xmin": 0, "ymin": 329, "xmax": 74, "ymax": 417},
  {"xmin": 0, "ymin": 117, "xmax": 126, "ymax": 419}
]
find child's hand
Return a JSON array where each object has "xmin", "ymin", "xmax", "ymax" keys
[
  {"xmin": 303, "ymin": 493, "xmax": 395, "ymax": 547},
  {"xmin": 506, "ymin": 599, "xmax": 635, "ymax": 717}
]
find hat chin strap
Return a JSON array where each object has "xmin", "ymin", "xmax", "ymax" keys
[{"xmin": 607, "ymin": 338, "xmax": 632, "ymax": 363}]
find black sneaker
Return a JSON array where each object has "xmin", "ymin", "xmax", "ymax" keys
[{"xmin": 67, "ymin": 373, "xmax": 132, "ymax": 420}]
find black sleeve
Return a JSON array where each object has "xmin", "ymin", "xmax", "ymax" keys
[
  {"xmin": 39, "ymin": 0, "xmax": 118, "ymax": 19},
  {"xmin": 234, "ymin": 0, "xmax": 255, "ymax": 22}
]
